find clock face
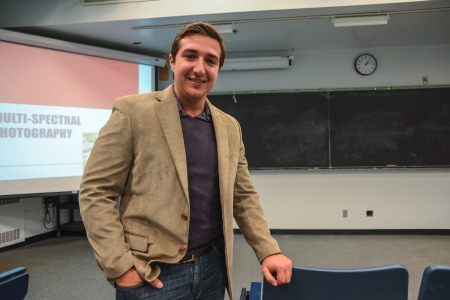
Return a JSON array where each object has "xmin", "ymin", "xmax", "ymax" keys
[{"xmin": 355, "ymin": 54, "xmax": 377, "ymax": 75}]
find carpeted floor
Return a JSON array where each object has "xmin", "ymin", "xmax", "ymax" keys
[{"xmin": 1, "ymin": 233, "xmax": 450, "ymax": 299}]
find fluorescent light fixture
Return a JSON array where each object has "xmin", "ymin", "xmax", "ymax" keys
[
  {"xmin": 221, "ymin": 56, "xmax": 293, "ymax": 71},
  {"xmin": 332, "ymin": 14, "xmax": 389, "ymax": 27},
  {"xmin": 214, "ymin": 23, "xmax": 235, "ymax": 34}
]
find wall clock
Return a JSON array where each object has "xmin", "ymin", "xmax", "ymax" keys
[{"xmin": 355, "ymin": 54, "xmax": 377, "ymax": 75}]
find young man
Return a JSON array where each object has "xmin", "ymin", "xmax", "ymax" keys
[{"xmin": 79, "ymin": 22, "xmax": 292, "ymax": 300}]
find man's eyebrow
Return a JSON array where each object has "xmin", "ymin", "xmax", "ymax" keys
[
  {"xmin": 181, "ymin": 49, "xmax": 219, "ymax": 60},
  {"xmin": 181, "ymin": 49, "xmax": 198, "ymax": 54},
  {"xmin": 206, "ymin": 53, "xmax": 219, "ymax": 61}
]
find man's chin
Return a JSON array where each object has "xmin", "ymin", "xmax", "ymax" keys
[{"xmin": 187, "ymin": 88, "xmax": 210, "ymax": 99}]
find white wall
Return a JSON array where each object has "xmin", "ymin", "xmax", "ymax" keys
[
  {"xmin": 0, "ymin": 195, "xmax": 76, "ymax": 248},
  {"xmin": 0, "ymin": 199, "xmax": 25, "ymax": 247},
  {"xmin": 220, "ymin": 45, "xmax": 449, "ymax": 91},
  {"xmin": 159, "ymin": 44, "xmax": 450, "ymax": 91},
  {"xmin": 23, "ymin": 197, "xmax": 53, "ymax": 238},
  {"xmin": 159, "ymin": 43, "xmax": 450, "ymax": 230},
  {"xmin": 254, "ymin": 169, "xmax": 450, "ymax": 229}
]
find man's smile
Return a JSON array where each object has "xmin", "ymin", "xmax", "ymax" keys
[{"xmin": 189, "ymin": 78, "xmax": 207, "ymax": 84}]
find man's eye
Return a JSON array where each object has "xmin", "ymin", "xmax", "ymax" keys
[
  {"xmin": 184, "ymin": 54, "xmax": 196, "ymax": 60},
  {"xmin": 208, "ymin": 59, "xmax": 217, "ymax": 65}
]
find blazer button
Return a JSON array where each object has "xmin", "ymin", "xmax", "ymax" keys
[
  {"xmin": 179, "ymin": 246, "xmax": 187, "ymax": 254},
  {"xmin": 181, "ymin": 213, "xmax": 188, "ymax": 221}
]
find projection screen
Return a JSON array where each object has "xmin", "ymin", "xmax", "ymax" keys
[{"xmin": 0, "ymin": 40, "xmax": 154, "ymax": 197}]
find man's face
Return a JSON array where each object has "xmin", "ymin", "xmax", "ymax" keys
[{"xmin": 169, "ymin": 34, "xmax": 221, "ymax": 104}]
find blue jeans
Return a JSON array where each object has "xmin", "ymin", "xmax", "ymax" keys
[{"xmin": 116, "ymin": 246, "xmax": 227, "ymax": 300}]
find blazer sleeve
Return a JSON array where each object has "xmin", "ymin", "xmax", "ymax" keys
[
  {"xmin": 79, "ymin": 98, "xmax": 135, "ymax": 279},
  {"xmin": 231, "ymin": 121, "xmax": 281, "ymax": 263}
]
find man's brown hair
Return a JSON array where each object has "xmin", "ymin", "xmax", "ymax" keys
[{"xmin": 171, "ymin": 22, "xmax": 226, "ymax": 70}]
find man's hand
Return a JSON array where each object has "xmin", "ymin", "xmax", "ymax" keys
[
  {"xmin": 115, "ymin": 267, "xmax": 163, "ymax": 289},
  {"xmin": 261, "ymin": 254, "xmax": 292, "ymax": 286}
]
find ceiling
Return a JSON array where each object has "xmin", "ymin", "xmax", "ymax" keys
[{"xmin": 3, "ymin": 1, "xmax": 450, "ymax": 60}]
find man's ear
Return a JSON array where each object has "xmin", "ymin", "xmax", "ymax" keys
[
  {"xmin": 169, "ymin": 54, "xmax": 175, "ymax": 70},
  {"xmin": 169, "ymin": 54, "xmax": 175, "ymax": 80}
]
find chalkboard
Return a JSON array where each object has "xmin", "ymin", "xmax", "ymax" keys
[
  {"xmin": 329, "ymin": 88, "xmax": 450, "ymax": 167},
  {"xmin": 209, "ymin": 93, "xmax": 329, "ymax": 168},
  {"xmin": 209, "ymin": 88, "xmax": 450, "ymax": 169}
]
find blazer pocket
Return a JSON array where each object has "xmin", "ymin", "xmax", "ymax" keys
[{"xmin": 124, "ymin": 232, "xmax": 149, "ymax": 253}]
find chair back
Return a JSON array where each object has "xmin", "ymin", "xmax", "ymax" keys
[
  {"xmin": 417, "ymin": 265, "xmax": 450, "ymax": 300},
  {"xmin": 263, "ymin": 264, "xmax": 408, "ymax": 300},
  {"xmin": 0, "ymin": 267, "xmax": 29, "ymax": 300}
]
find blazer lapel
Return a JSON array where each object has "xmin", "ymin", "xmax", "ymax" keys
[
  {"xmin": 208, "ymin": 100, "xmax": 229, "ymax": 202},
  {"xmin": 154, "ymin": 88, "xmax": 189, "ymax": 201}
]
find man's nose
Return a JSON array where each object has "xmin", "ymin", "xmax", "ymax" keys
[{"xmin": 192, "ymin": 58, "xmax": 206, "ymax": 75}]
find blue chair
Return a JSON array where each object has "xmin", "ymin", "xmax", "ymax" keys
[
  {"xmin": 240, "ymin": 282, "xmax": 262, "ymax": 300},
  {"xmin": 262, "ymin": 264, "xmax": 408, "ymax": 300},
  {"xmin": 417, "ymin": 264, "xmax": 450, "ymax": 300},
  {"xmin": 0, "ymin": 267, "xmax": 29, "ymax": 300}
]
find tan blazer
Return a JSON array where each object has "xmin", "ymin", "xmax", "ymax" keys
[{"xmin": 79, "ymin": 85, "xmax": 280, "ymax": 299}]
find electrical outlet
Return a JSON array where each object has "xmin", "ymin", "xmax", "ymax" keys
[
  {"xmin": 423, "ymin": 76, "xmax": 428, "ymax": 85},
  {"xmin": 366, "ymin": 210, "xmax": 374, "ymax": 217},
  {"xmin": 343, "ymin": 210, "xmax": 348, "ymax": 218}
]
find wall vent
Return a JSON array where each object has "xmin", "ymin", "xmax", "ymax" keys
[
  {"xmin": 0, "ymin": 198, "xmax": 20, "ymax": 206},
  {"xmin": 0, "ymin": 229, "xmax": 20, "ymax": 245}
]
